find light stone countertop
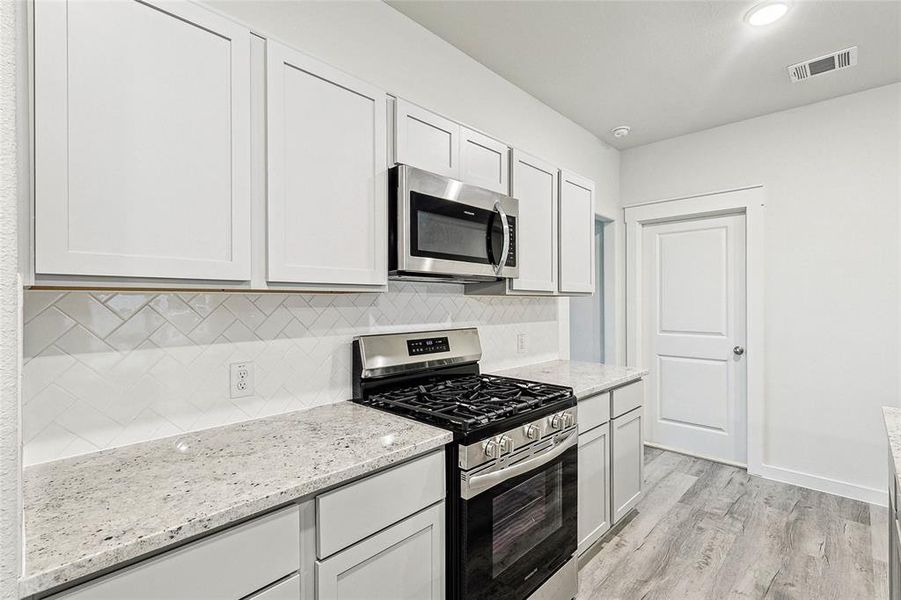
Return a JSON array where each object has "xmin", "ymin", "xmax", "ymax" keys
[
  {"xmin": 883, "ymin": 406, "xmax": 901, "ymax": 492},
  {"xmin": 494, "ymin": 360, "xmax": 648, "ymax": 399},
  {"xmin": 21, "ymin": 401, "xmax": 451, "ymax": 598}
]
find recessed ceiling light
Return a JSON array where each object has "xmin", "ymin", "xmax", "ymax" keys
[
  {"xmin": 611, "ymin": 125, "xmax": 631, "ymax": 139},
  {"xmin": 744, "ymin": 1, "xmax": 789, "ymax": 26}
]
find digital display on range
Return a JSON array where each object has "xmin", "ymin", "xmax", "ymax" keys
[{"xmin": 407, "ymin": 336, "xmax": 450, "ymax": 356}]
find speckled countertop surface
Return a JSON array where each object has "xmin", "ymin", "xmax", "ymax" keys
[
  {"xmin": 21, "ymin": 401, "xmax": 451, "ymax": 598},
  {"xmin": 495, "ymin": 360, "xmax": 647, "ymax": 399},
  {"xmin": 883, "ymin": 407, "xmax": 901, "ymax": 490}
]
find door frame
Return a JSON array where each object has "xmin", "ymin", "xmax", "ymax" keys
[{"xmin": 624, "ymin": 186, "xmax": 765, "ymax": 475}]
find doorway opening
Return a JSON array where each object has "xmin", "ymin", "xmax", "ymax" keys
[{"xmin": 570, "ymin": 218, "xmax": 606, "ymax": 363}]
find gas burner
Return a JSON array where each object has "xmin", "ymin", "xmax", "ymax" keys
[{"xmin": 359, "ymin": 374, "xmax": 572, "ymax": 433}]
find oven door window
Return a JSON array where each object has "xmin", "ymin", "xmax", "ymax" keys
[
  {"xmin": 410, "ymin": 192, "xmax": 506, "ymax": 265},
  {"xmin": 460, "ymin": 446, "xmax": 577, "ymax": 600}
]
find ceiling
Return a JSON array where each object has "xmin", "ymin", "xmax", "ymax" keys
[{"xmin": 387, "ymin": 0, "xmax": 901, "ymax": 149}]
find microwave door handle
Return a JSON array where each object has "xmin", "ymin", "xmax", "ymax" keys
[
  {"xmin": 460, "ymin": 430, "xmax": 576, "ymax": 500},
  {"xmin": 494, "ymin": 200, "xmax": 510, "ymax": 275}
]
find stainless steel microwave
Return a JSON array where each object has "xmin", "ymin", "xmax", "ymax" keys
[{"xmin": 388, "ymin": 165, "xmax": 519, "ymax": 283}]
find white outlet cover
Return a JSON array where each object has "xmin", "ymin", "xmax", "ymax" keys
[{"xmin": 229, "ymin": 362, "xmax": 254, "ymax": 399}]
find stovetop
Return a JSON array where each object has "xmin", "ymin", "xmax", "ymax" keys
[{"xmin": 354, "ymin": 373, "xmax": 575, "ymax": 439}]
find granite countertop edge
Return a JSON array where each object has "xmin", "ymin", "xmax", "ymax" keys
[
  {"xmin": 494, "ymin": 359, "xmax": 648, "ymax": 400},
  {"xmin": 19, "ymin": 405, "xmax": 451, "ymax": 598},
  {"xmin": 882, "ymin": 406, "xmax": 901, "ymax": 493}
]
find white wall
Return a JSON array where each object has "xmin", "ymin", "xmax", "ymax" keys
[
  {"xmin": 621, "ymin": 83, "xmax": 901, "ymax": 502},
  {"xmin": 0, "ymin": 0, "xmax": 22, "ymax": 596}
]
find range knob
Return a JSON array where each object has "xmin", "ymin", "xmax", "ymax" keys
[
  {"xmin": 498, "ymin": 435, "xmax": 514, "ymax": 455},
  {"xmin": 549, "ymin": 413, "xmax": 564, "ymax": 431},
  {"xmin": 523, "ymin": 424, "xmax": 541, "ymax": 441},
  {"xmin": 483, "ymin": 439, "xmax": 500, "ymax": 459},
  {"xmin": 562, "ymin": 412, "xmax": 575, "ymax": 429}
]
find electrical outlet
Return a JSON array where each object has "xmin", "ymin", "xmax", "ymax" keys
[
  {"xmin": 229, "ymin": 361, "xmax": 254, "ymax": 399},
  {"xmin": 516, "ymin": 333, "xmax": 528, "ymax": 354}
]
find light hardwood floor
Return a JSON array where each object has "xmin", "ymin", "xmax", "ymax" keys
[{"xmin": 577, "ymin": 447, "xmax": 887, "ymax": 600}]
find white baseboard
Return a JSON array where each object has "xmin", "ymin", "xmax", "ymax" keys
[
  {"xmin": 752, "ymin": 463, "xmax": 887, "ymax": 507},
  {"xmin": 643, "ymin": 442, "xmax": 748, "ymax": 469},
  {"xmin": 644, "ymin": 442, "xmax": 887, "ymax": 507}
]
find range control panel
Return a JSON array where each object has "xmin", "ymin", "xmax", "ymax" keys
[{"xmin": 407, "ymin": 336, "xmax": 450, "ymax": 356}]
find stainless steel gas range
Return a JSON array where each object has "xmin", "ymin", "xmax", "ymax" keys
[{"xmin": 352, "ymin": 327, "xmax": 578, "ymax": 600}]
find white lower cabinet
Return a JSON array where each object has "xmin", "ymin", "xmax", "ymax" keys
[
  {"xmin": 49, "ymin": 506, "xmax": 300, "ymax": 600},
  {"xmin": 316, "ymin": 502, "xmax": 445, "ymax": 600},
  {"xmin": 611, "ymin": 407, "xmax": 644, "ymax": 523},
  {"xmin": 577, "ymin": 423, "xmax": 610, "ymax": 556}
]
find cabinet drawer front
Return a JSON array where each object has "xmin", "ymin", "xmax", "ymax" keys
[
  {"xmin": 316, "ymin": 502, "xmax": 445, "ymax": 600},
  {"xmin": 317, "ymin": 450, "xmax": 445, "ymax": 558},
  {"xmin": 34, "ymin": 0, "xmax": 251, "ymax": 281},
  {"xmin": 51, "ymin": 506, "xmax": 300, "ymax": 600},
  {"xmin": 579, "ymin": 391, "xmax": 610, "ymax": 434},
  {"xmin": 611, "ymin": 380, "xmax": 644, "ymax": 418},
  {"xmin": 245, "ymin": 574, "xmax": 301, "ymax": 600}
]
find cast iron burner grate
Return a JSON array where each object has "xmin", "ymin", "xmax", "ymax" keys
[{"xmin": 360, "ymin": 374, "xmax": 572, "ymax": 432}]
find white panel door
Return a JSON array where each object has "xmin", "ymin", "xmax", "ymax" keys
[
  {"xmin": 34, "ymin": 0, "xmax": 251, "ymax": 281},
  {"xmin": 642, "ymin": 213, "xmax": 747, "ymax": 464},
  {"xmin": 394, "ymin": 99, "xmax": 460, "ymax": 178},
  {"xmin": 267, "ymin": 41, "xmax": 387, "ymax": 286},
  {"xmin": 558, "ymin": 171, "xmax": 595, "ymax": 294},
  {"xmin": 509, "ymin": 150, "xmax": 557, "ymax": 293},
  {"xmin": 460, "ymin": 127, "xmax": 509, "ymax": 194},
  {"xmin": 316, "ymin": 502, "xmax": 444, "ymax": 600},
  {"xmin": 578, "ymin": 423, "xmax": 610, "ymax": 555}
]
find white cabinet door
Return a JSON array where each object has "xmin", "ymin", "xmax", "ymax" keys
[
  {"xmin": 460, "ymin": 127, "xmax": 509, "ymax": 194},
  {"xmin": 558, "ymin": 171, "xmax": 596, "ymax": 294},
  {"xmin": 316, "ymin": 502, "xmax": 445, "ymax": 600},
  {"xmin": 510, "ymin": 150, "xmax": 558, "ymax": 293},
  {"xmin": 394, "ymin": 99, "xmax": 460, "ymax": 178},
  {"xmin": 34, "ymin": 0, "xmax": 251, "ymax": 281},
  {"xmin": 578, "ymin": 423, "xmax": 611, "ymax": 556},
  {"xmin": 611, "ymin": 408, "xmax": 644, "ymax": 523},
  {"xmin": 267, "ymin": 42, "xmax": 387, "ymax": 286}
]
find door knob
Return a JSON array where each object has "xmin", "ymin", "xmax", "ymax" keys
[{"xmin": 733, "ymin": 346, "xmax": 745, "ymax": 356}]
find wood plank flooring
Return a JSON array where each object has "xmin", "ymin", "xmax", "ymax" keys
[{"xmin": 577, "ymin": 447, "xmax": 886, "ymax": 600}]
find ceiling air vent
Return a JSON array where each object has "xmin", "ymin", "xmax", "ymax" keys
[{"xmin": 788, "ymin": 47, "xmax": 858, "ymax": 83}]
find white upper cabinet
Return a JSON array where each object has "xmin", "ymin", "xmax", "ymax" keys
[
  {"xmin": 510, "ymin": 151, "xmax": 558, "ymax": 293},
  {"xmin": 460, "ymin": 127, "xmax": 510, "ymax": 194},
  {"xmin": 34, "ymin": 0, "xmax": 251, "ymax": 281},
  {"xmin": 394, "ymin": 99, "xmax": 461, "ymax": 178},
  {"xmin": 558, "ymin": 170, "xmax": 596, "ymax": 294},
  {"xmin": 266, "ymin": 42, "xmax": 387, "ymax": 287}
]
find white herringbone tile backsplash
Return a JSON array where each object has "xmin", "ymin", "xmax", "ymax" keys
[{"xmin": 23, "ymin": 283, "xmax": 561, "ymax": 465}]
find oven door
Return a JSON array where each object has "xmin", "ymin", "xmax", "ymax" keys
[
  {"xmin": 459, "ymin": 431, "xmax": 577, "ymax": 600},
  {"xmin": 395, "ymin": 165, "xmax": 518, "ymax": 281}
]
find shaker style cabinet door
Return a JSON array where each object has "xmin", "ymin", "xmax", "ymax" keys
[
  {"xmin": 266, "ymin": 41, "xmax": 387, "ymax": 286},
  {"xmin": 611, "ymin": 407, "xmax": 644, "ymax": 523},
  {"xmin": 34, "ymin": 0, "xmax": 251, "ymax": 281},
  {"xmin": 460, "ymin": 127, "xmax": 509, "ymax": 194},
  {"xmin": 510, "ymin": 150, "xmax": 558, "ymax": 293},
  {"xmin": 316, "ymin": 502, "xmax": 445, "ymax": 600},
  {"xmin": 558, "ymin": 170, "xmax": 596, "ymax": 294},
  {"xmin": 394, "ymin": 98, "xmax": 461, "ymax": 179},
  {"xmin": 578, "ymin": 423, "xmax": 611, "ymax": 555}
]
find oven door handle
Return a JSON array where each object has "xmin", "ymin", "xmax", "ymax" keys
[
  {"xmin": 461, "ymin": 430, "xmax": 576, "ymax": 500},
  {"xmin": 493, "ymin": 200, "xmax": 510, "ymax": 276}
]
